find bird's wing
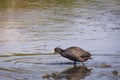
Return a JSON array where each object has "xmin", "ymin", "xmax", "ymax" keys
[
  {"xmin": 64, "ymin": 49, "xmax": 82, "ymax": 58},
  {"xmin": 72, "ymin": 47, "xmax": 91, "ymax": 57},
  {"xmin": 66, "ymin": 47, "xmax": 91, "ymax": 57},
  {"xmin": 64, "ymin": 49, "xmax": 85, "ymax": 62}
]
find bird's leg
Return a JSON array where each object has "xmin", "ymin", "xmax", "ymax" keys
[
  {"xmin": 74, "ymin": 61, "xmax": 76, "ymax": 66},
  {"xmin": 82, "ymin": 62, "xmax": 84, "ymax": 66}
]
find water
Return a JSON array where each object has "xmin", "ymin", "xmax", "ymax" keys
[{"xmin": 0, "ymin": 0, "xmax": 120, "ymax": 80}]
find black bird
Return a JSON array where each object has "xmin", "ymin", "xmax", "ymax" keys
[{"xmin": 52, "ymin": 46, "xmax": 92, "ymax": 66}]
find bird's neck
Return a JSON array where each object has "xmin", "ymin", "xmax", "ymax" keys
[{"xmin": 59, "ymin": 50, "xmax": 65, "ymax": 56}]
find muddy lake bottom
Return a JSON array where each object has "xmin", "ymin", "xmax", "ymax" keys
[{"xmin": 0, "ymin": 54, "xmax": 120, "ymax": 80}]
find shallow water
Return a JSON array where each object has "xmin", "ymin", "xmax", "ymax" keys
[
  {"xmin": 0, "ymin": 54, "xmax": 120, "ymax": 80},
  {"xmin": 0, "ymin": 0, "xmax": 120, "ymax": 80}
]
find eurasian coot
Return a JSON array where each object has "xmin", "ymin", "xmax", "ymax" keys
[{"xmin": 52, "ymin": 46, "xmax": 92, "ymax": 66}]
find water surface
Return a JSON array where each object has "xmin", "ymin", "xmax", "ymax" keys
[{"xmin": 0, "ymin": 0, "xmax": 120, "ymax": 80}]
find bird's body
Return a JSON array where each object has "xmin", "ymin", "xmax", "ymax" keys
[{"xmin": 52, "ymin": 46, "xmax": 92, "ymax": 66}]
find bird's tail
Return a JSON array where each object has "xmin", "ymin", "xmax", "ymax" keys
[
  {"xmin": 89, "ymin": 56, "xmax": 92, "ymax": 60},
  {"xmin": 84, "ymin": 57, "xmax": 92, "ymax": 61}
]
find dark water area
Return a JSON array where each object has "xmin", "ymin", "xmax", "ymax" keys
[{"xmin": 0, "ymin": 0, "xmax": 120, "ymax": 80}]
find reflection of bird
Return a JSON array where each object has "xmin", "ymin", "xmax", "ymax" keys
[
  {"xmin": 61, "ymin": 66, "xmax": 92, "ymax": 80},
  {"xmin": 52, "ymin": 46, "xmax": 92, "ymax": 66},
  {"xmin": 42, "ymin": 66, "xmax": 92, "ymax": 80}
]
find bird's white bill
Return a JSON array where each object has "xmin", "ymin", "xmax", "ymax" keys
[{"xmin": 51, "ymin": 50, "xmax": 55, "ymax": 54}]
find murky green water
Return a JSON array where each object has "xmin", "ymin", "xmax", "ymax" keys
[{"xmin": 0, "ymin": 0, "xmax": 120, "ymax": 80}]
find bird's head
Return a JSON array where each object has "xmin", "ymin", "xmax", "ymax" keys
[{"xmin": 52, "ymin": 47, "xmax": 63, "ymax": 54}]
